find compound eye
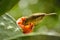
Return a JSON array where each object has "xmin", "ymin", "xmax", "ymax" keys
[{"xmin": 21, "ymin": 17, "xmax": 26, "ymax": 21}]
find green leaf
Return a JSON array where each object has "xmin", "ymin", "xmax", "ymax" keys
[
  {"xmin": 8, "ymin": 32, "xmax": 60, "ymax": 40},
  {"xmin": 12, "ymin": 35, "xmax": 60, "ymax": 40},
  {"xmin": 0, "ymin": 13, "xmax": 22, "ymax": 40},
  {"xmin": 0, "ymin": 0, "xmax": 19, "ymax": 16}
]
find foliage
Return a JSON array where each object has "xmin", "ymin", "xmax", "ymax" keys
[
  {"xmin": 0, "ymin": 0, "xmax": 60, "ymax": 40},
  {"xmin": 0, "ymin": 0, "xmax": 19, "ymax": 16}
]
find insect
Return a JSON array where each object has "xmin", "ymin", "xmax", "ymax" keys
[
  {"xmin": 16, "ymin": 17, "xmax": 34, "ymax": 34},
  {"xmin": 16, "ymin": 13, "xmax": 56, "ymax": 34}
]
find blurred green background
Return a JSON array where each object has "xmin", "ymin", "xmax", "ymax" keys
[{"xmin": 0, "ymin": 0, "xmax": 60, "ymax": 40}]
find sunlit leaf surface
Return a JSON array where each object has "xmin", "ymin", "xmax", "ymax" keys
[{"xmin": 0, "ymin": 13, "xmax": 22, "ymax": 40}]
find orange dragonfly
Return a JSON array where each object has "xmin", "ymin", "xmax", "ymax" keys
[{"xmin": 16, "ymin": 13, "xmax": 56, "ymax": 34}]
